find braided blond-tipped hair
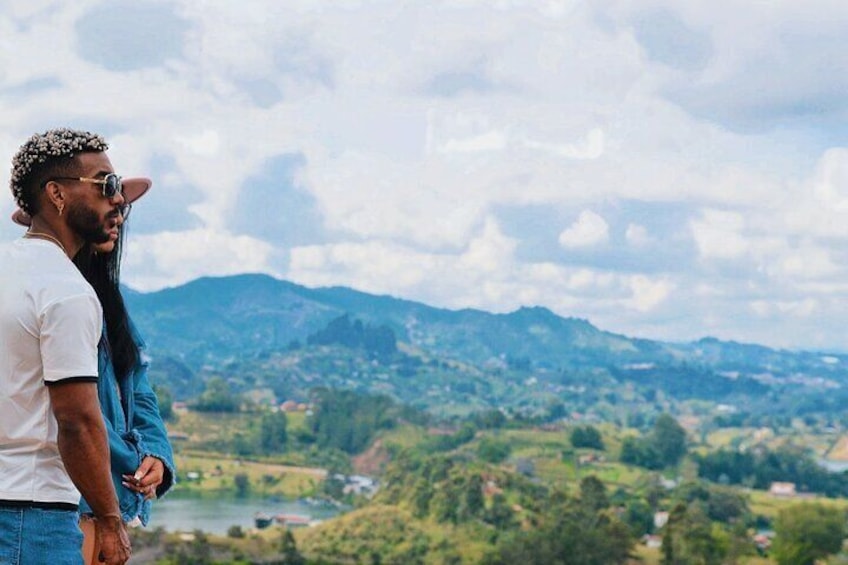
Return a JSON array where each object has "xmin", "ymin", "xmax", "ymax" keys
[{"xmin": 10, "ymin": 128, "xmax": 109, "ymax": 214}]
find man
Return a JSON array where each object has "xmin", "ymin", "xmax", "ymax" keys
[{"xmin": 0, "ymin": 128, "xmax": 131, "ymax": 564}]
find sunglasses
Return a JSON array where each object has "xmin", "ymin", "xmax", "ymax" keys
[{"xmin": 45, "ymin": 173, "xmax": 123, "ymax": 199}]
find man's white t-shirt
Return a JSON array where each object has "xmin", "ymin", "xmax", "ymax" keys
[{"xmin": 0, "ymin": 238, "xmax": 102, "ymax": 505}]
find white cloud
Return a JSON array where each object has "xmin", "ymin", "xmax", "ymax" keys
[
  {"xmin": 559, "ymin": 210, "xmax": 609, "ymax": 248},
  {"xmin": 523, "ymin": 128, "xmax": 605, "ymax": 160},
  {"xmin": 175, "ymin": 129, "xmax": 222, "ymax": 156},
  {"xmin": 749, "ymin": 298, "xmax": 819, "ymax": 319},
  {"xmin": 3, "ymin": 1, "xmax": 848, "ymax": 349},
  {"xmin": 439, "ymin": 130, "xmax": 508, "ymax": 153},
  {"xmin": 625, "ymin": 223, "xmax": 651, "ymax": 246},
  {"xmin": 460, "ymin": 217, "xmax": 516, "ymax": 272},
  {"xmin": 780, "ymin": 149, "xmax": 848, "ymax": 239},
  {"xmin": 626, "ymin": 275, "xmax": 674, "ymax": 312},
  {"xmin": 124, "ymin": 229, "xmax": 277, "ymax": 291},
  {"xmin": 775, "ymin": 246, "xmax": 840, "ymax": 280},
  {"xmin": 288, "ymin": 218, "xmax": 673, "ymax": 321},
  {"xmin": 690, "ymin": 209, "xmax": 748, "ymax": 260}
]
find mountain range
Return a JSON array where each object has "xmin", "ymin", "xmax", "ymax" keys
[{"xmin": 124, "ymin": 273, "xmax": 848, "ymax": 419}]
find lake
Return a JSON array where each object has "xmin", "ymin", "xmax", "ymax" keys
[
  {"xmin": 817, "ymin": 458, "xmax": 848, "ymax": 473},
  {"xmin": 146, "ymin": 495, "xmax": 343, "ymax": 535}
]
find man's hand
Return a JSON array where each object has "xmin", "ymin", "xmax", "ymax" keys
[
  {"xmin": 122, "ymin": 456, "xmax": 165, "ymax": 500},
  {"xmin": 95, "ymin": 514, "xmax": 131, "ymax": 565}
]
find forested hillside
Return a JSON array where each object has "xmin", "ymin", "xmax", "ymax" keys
[{"xmin": 127, "ymin": 274, "xmax": 848, "ymax": 423}]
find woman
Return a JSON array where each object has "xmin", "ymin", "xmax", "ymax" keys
[{"xmin": 13, "ymin": 177, "xmax": 176, "ymax": 564}]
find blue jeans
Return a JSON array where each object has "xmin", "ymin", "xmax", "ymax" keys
[{"xmin": 0, "ymin": 507, "xmax": 83, "ymax": 564}]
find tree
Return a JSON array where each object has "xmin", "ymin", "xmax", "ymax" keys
[
  {"xmin": 474, "ymin": 409, "xmax": 507, "ymax": 430},
  {"xmin": 260, "ymin": 410, "xmax": 288, "ymax": 454},
  {"xmin": 309, "ymin": 389, "xmax": 398, "ymax": 454},
  {"xmin": 232, "ymin": 431, "xmax": 254, "ymax": 457},
  {"xmin": 193, "ymin": 376, "xmax": 241, "ymax": 412},
  {"xmin": 620, "ymin": 436, "xmax": 643, "ymax": 466},
  {"xmin": 307, "ymin": 314, "xmax": 397, "ymax": 359},
  {"xmin": 772, "ymin": 503, "xmax": 846, "ymax": 565},
  {"xmin": 431, "ymin": 484, "xmax": 459, "ymax": 524},
  {"xmin": 411, "ymin": 478, "xmax": 432, "ymax": 518},
  {"xmin": 171, "ymin": 529, "xmax": 211, "ymax": 564},
  {"xmin": 478, "ymin": 437, "xmax": 512, "ymax": 463},
  {"xmin": 153, "ymin": 384, "xmax": 175, "ymax": 421},
  {"xmin": 622, "ymin": 414, "xmax": 687, "ymax": 470},
  {"xmin": 233, "ymin": 473, "xmax": 250, "ymax": 498},
  {"xmin": 484, "ymin": 493, "xmax": 516, "ymax": 530},
  {"xmin": 226, "ymin": 525, "xmax": 245, "ymax": 538},
  {"xmin": 650, "ymin": 413, "xmax": 688, "ymax": 468},
  {"xmin": 620, "ymin": 436, "xmax": 662, "ymax": 470},
  {"xmin": 363, "ymin": 324, "xmax": 397, "ymax": 359},
  {"xmin": 579, "ymin": 476, "xmax": 609, "ymax": 512},
  {"xmin": 321, "ymin": 471, "xmax": 346, "ymax": 500},
  {"xmin": 460, "ymin": 474, "xmax": 485, "ymax": 521},
  {"xmin": 546, "ymin": 401, "xmax": 567, "ymax": 422},
  {"xmin": 624, "ymin": 498, "xmax": 654, "ymax": 537},
  {"xmin": 571, "ymin": 425, "xmax": 605, "ymax": 450},
  {"xmin": 279, "ymin": 529, "xmax": 306, "ymax": 565},
  {"xmin": 483, "ymin": 491, "xmax": 633, "ymax": 564},
  {"xmin": 704, "ymin": 485, "xmax": 749, "ymax": 523},
  {"xmin": 662, "ymin": 502, "xmax": 728, "ymax": 565}
]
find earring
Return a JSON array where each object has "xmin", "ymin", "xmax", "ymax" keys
[{"xmin": 56, "ymin": 202, "xmax": 64, "ymax": 216}]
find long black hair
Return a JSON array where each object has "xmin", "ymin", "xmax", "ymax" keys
[{"xmin": 73, "ymin": 223, "xmax": 139, "ymax": 382}]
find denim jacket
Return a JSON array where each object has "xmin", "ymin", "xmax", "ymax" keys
[{"xmin": 79, "ymin": 319, "xmax": 176, "ymax": 525}]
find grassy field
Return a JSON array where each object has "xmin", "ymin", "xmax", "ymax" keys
[
  {"xmin": 631, "ymin": 544, "xmax": 660, "ymax": 565},
  {"xmin": 166, "ymin": 409, "xmax": 327, "ymax": 497},
  {"xmin": 827, "ymin": 435, "xmax": 848, "ymax": 460},
  {"xmin": 168, "ymin": 408, "xmax": 310, "ymax": 444},
  {"xmin": 702, "ymin": 425, "xmax": 840, "ymax": 459},
  {"xmin": 748, "ymin": 489, "xmax": 848, "ymax": 519},
  {"xmin": 167, "ymin": 409, "xmax": 249, "ymax": 445},
  {"xmin": 377, "ymin": 422, "xmax": 430, "ymax": 451},
  {"xmin": 173, "ymin": 452, "xmax": 326, "ymax": 498}
]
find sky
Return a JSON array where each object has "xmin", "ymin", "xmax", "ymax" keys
[{"xmin": 1, "ymin": 0, "xmax": 848, "ymax": 352}]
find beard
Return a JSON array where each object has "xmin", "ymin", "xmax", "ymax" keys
[{"xmin": 66, "ymin": 201, "xmax": 114, "ymax": 245}]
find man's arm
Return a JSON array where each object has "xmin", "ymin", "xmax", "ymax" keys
[{"xmin": 49, "ymin": 380, "xmax": 131, "ymax": 565}]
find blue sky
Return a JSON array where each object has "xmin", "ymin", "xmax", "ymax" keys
[{"xmin": 2, "ymin": 0, "xmax": 848, "ymax": 351}]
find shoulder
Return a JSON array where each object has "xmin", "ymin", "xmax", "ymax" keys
[
  {"xmin": 35, "ymin": 258, "xmax": 100, "ymax": 321},
  {"xmin": 40, "ymin": 269, "xmax": 98, "ymax": 311}
]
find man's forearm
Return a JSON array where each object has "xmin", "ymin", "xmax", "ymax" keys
[{"xmin": 56, "ymin": 409, "xmax": 121, "ymax": 518}]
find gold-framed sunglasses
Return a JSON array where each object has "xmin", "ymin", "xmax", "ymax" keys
[{"xmin": 44, "ymin": 173, "xmax": 123, "ymax": 199}]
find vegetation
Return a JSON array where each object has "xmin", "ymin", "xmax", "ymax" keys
[
  {"xmin": 695, "ymin": 444, "xmax": 848, "ymax": 497},
  {"xmin": 771, "ymin": 503, "xmax": 846, "ymax": 565},
  {"xmin": 191, "ymin": 376, "xmax": 242, "ymax": 413},
  {"xmin": 308, "ymin": 388, "xmax": 406, "ymax": 454},
  {"xmin": 147, "ymin": 399, "xmax": 848, "ymax": 564},
  {"xmin": 570, "ymin": 424, "xmax": 605, "ymax": 450},
  {"xmin": 116, "ymin": 275, "xmax": 848, "ymax": 563},
  {"xmin": 620, "ymin": 413, "xmax": 688, "ymax": 470},
  {"xmin": 131, "ymin": 275, "xmax": 848, "ymax": 428},
  {"xmin": 482, "ymin": 487, "xmax": 632, "ymax": 564},
  {"xmin": 306, "ymin": 313, "xmax": 397, "ymax": 361}
]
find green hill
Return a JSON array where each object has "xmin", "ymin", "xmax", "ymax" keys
[{"xmin": 124, "ymin": 274, "xmax": 848, "ymax": 420}]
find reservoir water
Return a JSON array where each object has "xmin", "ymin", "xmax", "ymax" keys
[
  {"xmin": 817, "ymin": 458, "xmax": 848, "ymax": 473},
  {"xmin": 146, "ymin": 495, "xmax": 342, "ymax": 535}
]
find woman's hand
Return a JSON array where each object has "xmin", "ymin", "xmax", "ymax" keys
[{"xmin": 122, "ymin": 456, "xmax": 165, "ymax": 500}]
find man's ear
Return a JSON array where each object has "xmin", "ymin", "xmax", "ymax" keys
[{"xmin": 43, "ymin": 180, "xmax": 66, "ymax": 216}]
